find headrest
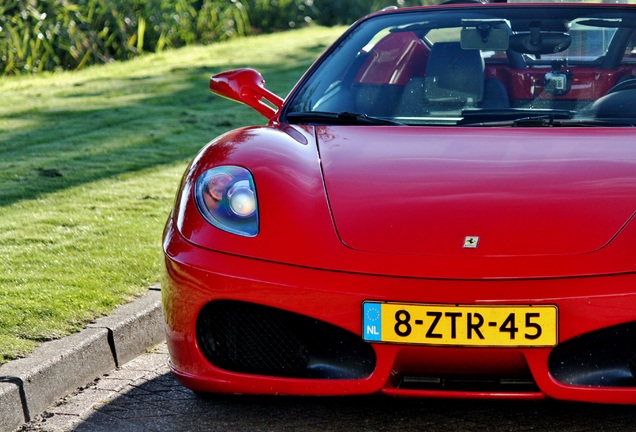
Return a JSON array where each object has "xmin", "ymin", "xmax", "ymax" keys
[
  {"xmin": 589, "ymin": 89, "xmax": 636, "ymax": 119},
  {"xmin": 425, "ymin": 42, "xmax": 484, "ymax": 105}
]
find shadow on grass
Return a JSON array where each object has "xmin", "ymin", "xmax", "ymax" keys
[{"xmin": 0, "ymin": 42, "xmax": 327, "ymax": 208}]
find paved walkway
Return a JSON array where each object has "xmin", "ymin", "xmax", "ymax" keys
[
  {"xmin": 19, "ymin": 343, "xmax": 636, "ymax": 432},
  {"xmin": 1, "ymin": 289, "xmax": 165, "ymax": 432},
  {"xmin": 20, "ymin": 343, "xmax": 173, "ymax": 431}
]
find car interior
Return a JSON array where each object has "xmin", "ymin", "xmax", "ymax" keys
[{"xmin": 303, "ymin": 9, "xmax": 636, "ymax": 123}]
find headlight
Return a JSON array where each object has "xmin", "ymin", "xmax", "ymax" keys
[{"xmin": 194, "ymin": 166, "xmax": 259, "ymax": 237}]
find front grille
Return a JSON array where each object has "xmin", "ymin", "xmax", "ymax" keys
[
  {"xmin": 196, "ymin": 300, "xmax": 376, "ymax": 379},
  {"xmin": 549, "ymin": 321, "xmax": 636, "ymax": 387}
]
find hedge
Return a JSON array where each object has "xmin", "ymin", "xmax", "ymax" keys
[{"xmin": 0, "ymin": 0, "xmax": 430, "ymax": 75}]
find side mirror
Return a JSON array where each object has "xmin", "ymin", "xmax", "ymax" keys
[{"xmin": 210, "ymin": 68, "xmax": 283, "ymax": 120}]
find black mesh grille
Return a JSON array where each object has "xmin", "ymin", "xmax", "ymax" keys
[
  {"xmin": 549, "ymin": 321, "xmax": 636, "ymax": 387},
  {"xmin": 196, "ymin": 300, "xmax": 376, "ymax": 379},
  {"xmin": 198, "ymin": 301, "xmax": 310, "ymax": 374}
]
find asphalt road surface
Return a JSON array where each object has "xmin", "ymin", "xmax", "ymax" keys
[{"xmin": 19, "ymin": 343, "xmax": 636, "ymax": 431}]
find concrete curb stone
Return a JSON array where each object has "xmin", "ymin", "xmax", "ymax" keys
[{"xmin": 0, "ymin": 287, "xmax": 165, "ymax": 432}]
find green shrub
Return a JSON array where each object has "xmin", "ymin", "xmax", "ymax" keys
[
  {"xmin": 0, "ymin": 0, "xmax": 432, "ymax": 75},
  {"xmin": 243, "ymin": 0, "xmax": 431, "ymax": 31},
  {"xmin": 0, "ymin": 0, "xmax": 250, "ymax": 75},
  {"xmin": 244, "ymin": 0, "xmax": 317, "ymax": 33}
]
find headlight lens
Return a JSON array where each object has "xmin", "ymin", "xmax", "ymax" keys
[
  {"xmin": 227, "ymin": 180, "xmax": 256, "ymax": 217},
  {"xmin": 194, "ymin": 166, "xmax": 259, "ymax": 237}
]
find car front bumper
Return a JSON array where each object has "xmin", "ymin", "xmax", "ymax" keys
[{"xmin": 163, "ymin": 221, "xmax": 636, "ymax": 404}]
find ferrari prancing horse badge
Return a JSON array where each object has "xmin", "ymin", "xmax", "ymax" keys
[{"xmin": 463, "ymin": 236, "xmax": 479, "ymax": 249}]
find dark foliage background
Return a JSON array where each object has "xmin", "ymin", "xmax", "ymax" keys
[{"xmin": 0, "ymin": 0, "xmax": 431, "ymax": 75}]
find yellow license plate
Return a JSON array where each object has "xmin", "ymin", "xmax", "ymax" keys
[{"xmin": 363, "ymin": 302, "xmax": 558, "ymax": 347}]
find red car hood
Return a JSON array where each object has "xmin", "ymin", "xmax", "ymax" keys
[{"xmin": 317, "ymin": 126, "xmax": 636, "ymax": 257}]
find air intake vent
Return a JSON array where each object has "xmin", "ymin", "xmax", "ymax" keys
[{"xmin": 196, "ymin": 300, "xmax": 376, "ymax": 379}]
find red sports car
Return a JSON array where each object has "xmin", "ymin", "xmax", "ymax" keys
[{"xmin": 162, "ymin": 1, "xmax": 636, "ymax": 404}]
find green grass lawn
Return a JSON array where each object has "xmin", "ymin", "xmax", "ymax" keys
[{"xmin": 0, "ymin": 25, "xmax": 343, "ymax": 364}]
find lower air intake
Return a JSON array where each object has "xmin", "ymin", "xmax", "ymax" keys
[
  {"xmin": 549, "ymin": 321, "xmax": 636, "ymax": 387},
  {"xmin": 196, "ymin": 300, "xmax": 376, "ymax": 379}
]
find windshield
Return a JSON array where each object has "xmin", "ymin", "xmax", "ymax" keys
[{"xmin": 284, "ymin": 5, "xmax": 636, "ymax": 126}]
